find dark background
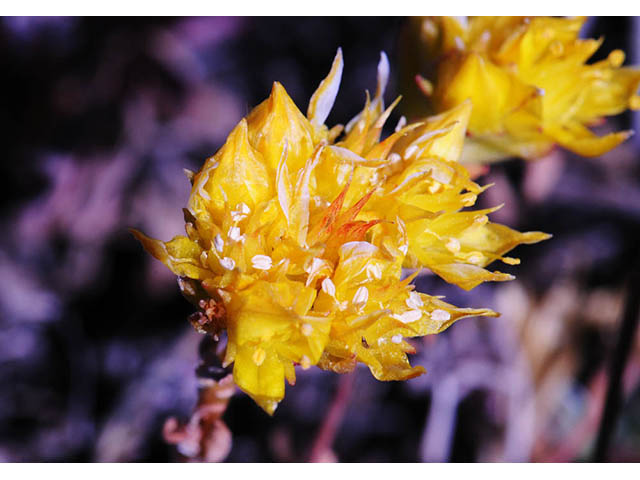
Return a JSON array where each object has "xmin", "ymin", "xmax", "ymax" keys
[{"xmin": 1, "ymin": 16, "xmax": 640, "ymax": 462}]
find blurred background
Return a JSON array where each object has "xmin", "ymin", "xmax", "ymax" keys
[{"xmin": 1, "ymin": 16, "xmax": 640, "ymax": 462}]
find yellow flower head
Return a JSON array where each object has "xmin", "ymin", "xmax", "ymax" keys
[
  {"xmin": 132, "ymin": 49, "xmax": 549, "ymax": 414},
  {"xmin": 409, "ymin": 16, "xmax": 640, "ymax": 163}
]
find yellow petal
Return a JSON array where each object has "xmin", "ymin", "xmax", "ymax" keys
[
  {"xmin": 130, "ymin": 229, "xmax": 208, "ymax": 279},
  {"xmin": 246, "ymin": 82, "xmax": 315, "ymax": 172},
  {"xmin": 189, "ymin": 119, "xmax": 273, "ymax": 223},
  {"xmin": 307, "ymin": 48, "xmax": 343, "ymax": 128},
  {"xmin": 413, "ymin": 16, "xmax": 640, "ymax": 161},
  {"xmin": 233, "ymin": 344, "xmax": 285, "ymax": 415},
  {"xmin": 546, "ymin": 122, "xmax": 633, "ymax": 158}
]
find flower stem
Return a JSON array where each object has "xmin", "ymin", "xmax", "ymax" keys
[
  {"xmin": 164, "ymin": 334, "xmax": 235, "ymax": 462},
  {"xmin": 592, "ymin": 259, "xmax": 640, "ymax": 461},
  {"xmin": 308, "ymin": 370, "xmax": 356, "ymax": 462}
]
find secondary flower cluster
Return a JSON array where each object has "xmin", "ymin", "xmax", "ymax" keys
[
  {"xmin": 411, "ymin": 16, "xmax": 640, "ymax": 163},
  {"xmin": 133, "ymin": 49, "xmax": 549, "ymax": 414}
]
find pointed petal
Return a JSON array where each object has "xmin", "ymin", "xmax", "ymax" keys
[
  {"xmin": 130, "ymin": 229, "xmax": 209, "ymax": 279},
  {"xmin": 374, "ymin": 51, "xmax": 390, "ymax": 106},
  {"xmin": 307, "ymin": 48, "xmax": 344, "ymax": 127},
  {"xmin": 246, "ymin": 82, "xmax": 315, "ymax": 172}
]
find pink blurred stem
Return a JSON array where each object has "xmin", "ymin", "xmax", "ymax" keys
[{"xmin": 308, "ymin": 371, "xmax": 356, "ymax": 462}]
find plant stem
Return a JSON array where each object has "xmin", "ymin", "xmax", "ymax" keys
[
  {"xmin": 592, "ymin": 261, "xmax": 640, "ymax": 461},
  {"xmin": 308, "ymin": 370, "xmax": 356, "ymax": 462}
]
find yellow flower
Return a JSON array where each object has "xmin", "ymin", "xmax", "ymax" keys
[
  {"xmin": 408, "ymin": 16, "xmax": 640, "ymax": 163},
  {"xmin": 132, "ymin": 49, "xmax": 548, "ymax": 414}
]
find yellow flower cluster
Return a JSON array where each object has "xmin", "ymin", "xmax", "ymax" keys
[
  {"xmin": 410, "ymin": 16, "xmax": 640, "ymax": 163},
  {"xmin": 132, "ymin": 50, "xmax": 549, "ymax": 414}
]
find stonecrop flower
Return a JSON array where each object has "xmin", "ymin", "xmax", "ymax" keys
[
  {"xmin": 410, "ymin": 16, "xmax": 640, "ymax": 163},
  {"xmin": 132, "ymin": 49, "xmax": 549, "ymax": 414}
]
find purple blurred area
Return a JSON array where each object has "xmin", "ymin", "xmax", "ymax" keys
[{"xmin": 1, "ymin": 17, "xmax": 640, "ymax": 462}]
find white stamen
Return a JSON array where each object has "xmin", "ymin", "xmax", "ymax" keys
[
  {"xmin": 428, "ymin": 182, "xmax": 441, "ymax": 194},
  {"xmin": 388, "ymin": 152, "xmax": 402, "ymax": 164},
  {"xmin": 378, "ymin": 337, "xmax": 387, "ymax": 346},
  {"xmin": 183, "ymin": 168, "xmax": 195, "ymax": 183},
  {"xmin": 399, "ymin": 245, "xmax": 409, "ymax": 255},
  {"xmin": 422, "ymin": 19, "xmax": 438, "ymax": 38},
  {"xmin": 454, "ymin": 36, "xmax": 465, "ymax": 50},
  {"xmin": 406, "ymin": 291, "xmax": 424, "ymax": 309},
  {"xmin": 395, "ymin": 310, "xmax": 423, "ymax": 324},
  {"xmin": 228, "ymin": 226, "xmax": 242, "ymax": 242},
  {"xmin": 231, "ymin": 202, "xmax": 251, "ymax": 222},
  {"xmin": 300, "ymin": 355, "xmax": 311, "ymax": 370},
  {"xmin": 220, "ymin": 257, "xmax": 235, "ymax": 271},
  {"xmin": 321, "ymin": 278, "xmax": 336, "ymax": 297},
  {"xmin": 251, "ymin": 255, "xmax": 272, "ymax": 271},
  {"xmin": 474, "ymin": 215, "xmax": 488, "ymax": 225},
  {"xmin": 214, "ymin": 234, "xmax": 224, "ymax": 252},
  {"xmin": 252, "ymin": 348, "xmax": 266, "ymax": 366},
  {"xmin": 217, "ymin": 288, "xmax": 232, "ymax": 304},
  {"xmin": 353, "ymin": 286, "xmax": 369, "ymax": 307},
  {"xmin": 395, "ymin": 116, "xmax": 407, "ymax": 132},
  {"xmin": 431, "ymin": 309, "xmax": 451, "ymax": 321},
  {"xmin": 404, "ymin": 145, "xmax": 418, "ymax": 159},
  {"xmin": 313, "ymin": 196, "xmax": 328, "ymax": 207},
  {"xmin": 391, "ymin": 334, "xmax": 403, "ymax": 344},
  {"xmin": 301, "ymin": 323, "xmax": 313, "ymax": 337},
  {"xmin": 468, "ymin": 254, "xmax": 484, "ymax": 265},
  {"xmin": 231, "ymin": 211, "xmax": 246, "ymax": 222},
  {"xmin": 445, "ymin": 237, "xmax": 461, "ymax": 253},
  {"xmin": 461, "ymin": 193, "xmax": 477, "ymax": 206}
]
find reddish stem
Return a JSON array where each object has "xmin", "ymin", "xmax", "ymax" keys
[{"xmin": 308, "ymin": 371, "xmax": 356, "ymax": 462}]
